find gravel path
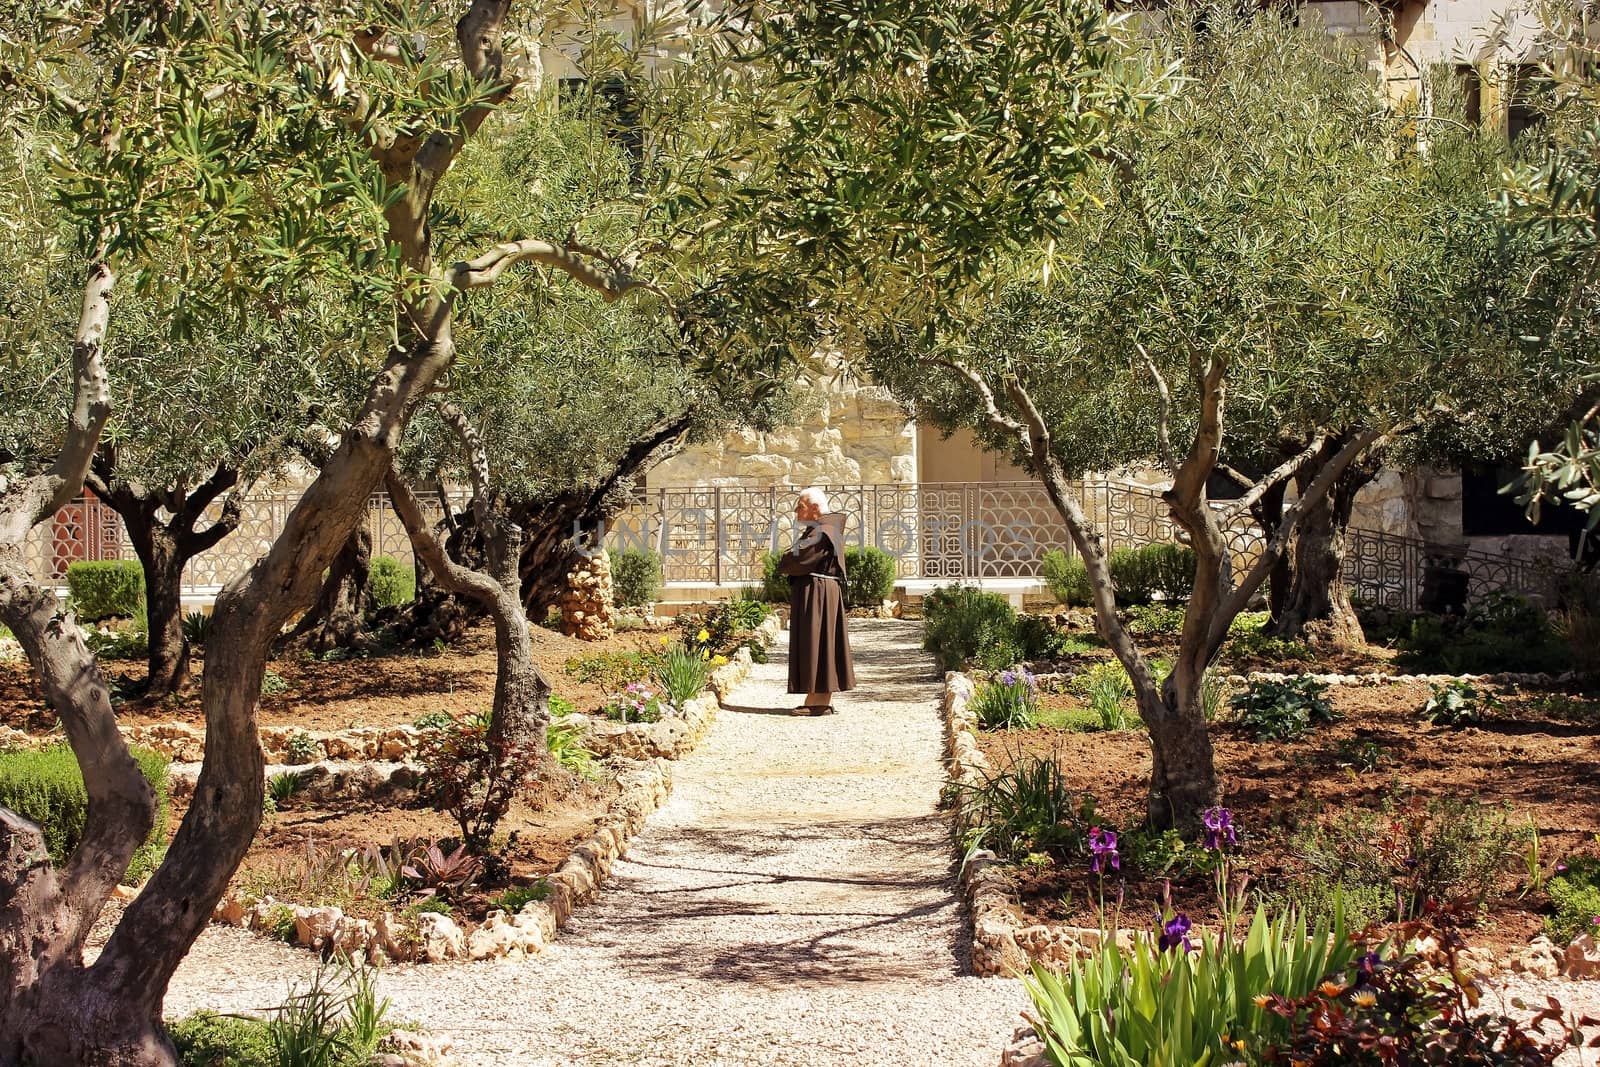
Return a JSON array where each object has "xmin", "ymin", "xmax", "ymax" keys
[{"xmin": 164, "ymin": 619, "xmax": 1031, "ymax": 1065}]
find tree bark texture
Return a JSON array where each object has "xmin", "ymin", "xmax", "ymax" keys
[
  {"xmin": 286, "ymin": 528, "xmax": 374, "ymax": 654},
  {"xmin": 1269, "ymin": 451, "xmax": 1374, "ymax": 647}
]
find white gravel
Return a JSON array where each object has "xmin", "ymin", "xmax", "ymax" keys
[{"xmin": 162, "ymin": 619, "xmax": 1032, "ymax": 1065}]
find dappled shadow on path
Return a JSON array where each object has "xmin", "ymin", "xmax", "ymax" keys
[{"xmin": 585, "ymin": 815, "xmax": 972, "ymax": 984}]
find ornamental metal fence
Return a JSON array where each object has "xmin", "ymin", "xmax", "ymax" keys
[{"xmin": 20, "ymin": 480, "xmax": 1559, "ymax": 610}]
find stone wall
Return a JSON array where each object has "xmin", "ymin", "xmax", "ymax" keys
[{"xmin": 649, "ymin": 379, "xmax": 917, "ymax": 488}]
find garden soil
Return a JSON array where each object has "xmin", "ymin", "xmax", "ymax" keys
[{"xmin": 142, "ymin": 620, "xmax": 1031, "ymax": 1065}]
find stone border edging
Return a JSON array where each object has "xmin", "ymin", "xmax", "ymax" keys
[
  {"xmin": 1011, "ymin": 667, "xmax": 1593, "ymax": 691},
  {"xmin": 941, "ymin": 670, "xmax": 1600, "ymax": 984},
  {"xmin": 201, "ymin": 609, "xmax": 782, "ymax": 967}
]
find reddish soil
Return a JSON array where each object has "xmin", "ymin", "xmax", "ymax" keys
[
  {"xmin": 0, "ymin": 621, "xmax": 667, "ymax": 733},
  {"xmin": 212, "ymin": 771, "xmax": 620, "ymax": 925},
  {"xmin": 975, "ymin": 681, "xmax": 1600, "ymax": 954}
]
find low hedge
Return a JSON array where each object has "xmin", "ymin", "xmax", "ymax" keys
[
  {"xmin": 366, "ymin": 555, "xmax": 415, "ymax": 608},
  {"xmin": 66, "ymin": 560, "xmax": 145, "ymax": 621},
  {"xmin": 843, "ymin": 546, "xmax": 897, "ymax": 608},
  {"xmin": 0, "ymin": 744, "xmax": 170, "ymax": 882},
  {"xmin": 609, "ymin": 548, "xmax": 663, "ymax": 608}
]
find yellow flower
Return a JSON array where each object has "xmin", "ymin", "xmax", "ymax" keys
[
  {"xmin": 696, "ymin": 628, "xmax": 710, "ymax": 642},
  {"xmin": 659, "ymin": 635, "xmax": 670, "ymax": 646},
  {"xmin": 1351, "ymin": 989, "xmax": 1377, "ymax": 1009},
  {"xmin": 700, "ymin": 649, "xmax": 710, "ymax": 660},
  {"xmin": 712, "ymin": 655, "xmax": 729, "ymax": 666}
]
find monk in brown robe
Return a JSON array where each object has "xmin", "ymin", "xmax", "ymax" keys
[{"xmin": 777, "ymin": 487, "xmax": 856, "ymax": 715}]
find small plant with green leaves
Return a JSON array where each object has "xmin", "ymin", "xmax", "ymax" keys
[
  {"xmin": 182, "ymin": 610, "xmax": 211, "ymax": 647},
  {"xmin": 546, "ymin": 718, "xmax": 599, "ymax": 781},
  {"xmin": 261, "ymin": 671, "xmax": 290, "ymax": 697},
  {"xmin": 1420, "ymin": 679, "xmax": 1495, "ymax": 728},
  {"xmin": 268, "ymin": 771, "xmax": 305, "ymax": 809},
  {"xmin": 1230, "ymin": 676, "xmax": 1334, "ymax": 740},
  {"xmin": 1124, "ymin": 604, "xmax": 1186, "ymax": 637},
  {"xmin": 365, "ymin": 555, "xmax": 415, "ymax": 608},
  {"xmin": 563, "ymin": 649, "xmax": 657, "ymax": 691},
  {"xmin": 1333, "ymin": 738, "xmax": 1387, "ymax": 774},
  {"xmin": 970, "ymin": 667, "xmax": 1040, "ymax": 729},
  {"xmin": 1545, "ymin": 855, "xmax": 1600, "ymax": 943},
  {"xmin": 655, "ymin": 643, "xmax": 711, "ymax": 706},
  {"xmin": 413, "ymin": 709, "xmax": 453, "ymax": 732},
  {"xmin": 1077, "ymin": 660, "xmax": 1133, "ymax": 731},
  {"xmin": 600, "ymin": 682, "xmax": 672, "ymax": 724},
  {"xmin": 1229, "ymin": 631, "xmax": 1314, "ymax": 662},
  {"xmin": 953, "ymin": 755, "xmax": 1093, "ymax": 861},
  {"xmin": 1120, "ymin": 826, "xmax": 1216, "ymax": 878},
  {"xmin": 284, "ymin": 731, "xmax": 319, "ymax": 764},
  {"xmin": 490, "ymin": 880, "xmax": 552, "ymax": 914},
  {"xmin": 1199, "ymin": 668, "xmax": 1227, "ymax": 722}
]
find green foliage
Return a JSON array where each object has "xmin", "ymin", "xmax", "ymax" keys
[
  {"xmin": 399, "ymin": 841, "xmax": 482, "ymax": 901},
  {"xmin": 922, "ymin": 584, "xmax": 1022, "ymax": 671},
  {"xmin": 1120, "ymin": 826, "xmax": 1215, "ymax": 879},
  {"xmin": 655, "ymin": 644, "xmax": 711, "ymax": 706},
  {"xmin": 261, "ymin": 671, "xmax": 290, "ymax": 697},
  {"xmin": 842, "ymin": 546, "xmax": 897, "ymax": 608},
  {"xmin": 1026, "ymin": 905, "xmax": 1356, "ymax": 1067},
  {"xmin": 546, "ymin": 716, "xmax": 598, "ymax": 780},
  {"xmin": 365, "ymin": 556, "xmax": 415, "ymax": 609},
  {"xmin": 720, "ymin": 597, "xmax": 770, "ymax": 633},
  {"xmin": 284, "ymin": 732, "xmax": 318, "ymax": 764},
  {"xmin": 1124, "ymin": 604, "xmax": 1186, "ymax": 637},
  {"xmin": 85, "ymin": 625, "xmax": 150, "ymax": 661},
  {"xmin": 1229, "ymin": 632, "xmax": 1314, "ymax": 663},
  {"xmin": 760, "ymin": 552, "xmax": 791, "ymax": 603},
  {"xmin": 1107, "ymin": 547, "xmax": 1160, "ymax": 607},
  {"xmin": 1291, "ymin": 795, "xmax": 1529, "ymax": 922},
  {"xmin": 600, "ymin": 683, "xmax": 671, "ymax": 724},
  {"xmin": 182, "ymin": 610, "xmax": 212, "ymax": 647},
  {"xmin": 608, "ymin": 549, "xmax": 663, "ymax": 609},
  {"xmin": 1391, "ymin": 595, "xmax": 1571, "ymax": 674},
  {"xmin": 0, "ymin": 744, "xmax": 168, "ymax": 882},
  {"xmin": 563, "ymin": 650, "xmax": 658, "ymax": 692},
  {"xmin": 954, "ymin": 756, "xmax": 1093, "ymax": 861},
  {"xmin": 169, "ymin": 1011, "xmax": 276, "ymax": 1067},
  {"xmin": 1200, "ymin": 669, "xmax": 1228, "ymax": 722},
  {"xmin": 66, "ymin": 560, "xmax": 145, "ymax": 621},
  {"xmin": 1230, "ymin": 676, "xmax": 1335, "ymax": 740},
  {"xmin": 1420, "ymin": 680, "xmax": 1496, "ymax": 728},
  {"xmin": 1145, "ymin": 543, "xmax": 1199, "ymax": 603},
  {"xmin": 1545, "ymin": 856, "xmax": 1600, "ymax": 944},
  {"xmin": 971, "ymin": 668, "xmax": 1040, "ymax": 730},
  {"xmin": 412, "ymin": 710, "xmax": 453, "ymax": 732},
  {"xmin": 490, "ymin": 880, "xmax": 552, "ymax": 915},
  {"xmin": 268, "ymin": 771, "xmax": 304, "ymax": 808},
  {"xmin": 1041, "ymin": 549, "xmax": 1093, "ymax": 607},
  {"xmin": 1079, "ymin": 660, "xmax": 1133, "ymax": 731}
]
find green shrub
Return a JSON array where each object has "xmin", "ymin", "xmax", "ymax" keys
[
  {"xmin": 1230, "ymin": 676, "xmax": 1334, "ymax": 740},
  {"xmin": 1420, "ymin": 679, "xmax": 1496, "ymax": 727},
  {"xmin": 843, "ymin": 545, "xmax": 897, "ymax": 608},
  {"xmin": 1145, "ymin": 542, "xmax": 1198, "ymax": 602},
  {"xmin": 491, "ymin": 879, "xmax": 552, "ymax": 914},
  {"xmin": 971, "ymin": 667, "xmax": 1040, "ymax": 729},
  {"xmin": 1229, "ymin": 631, "xmax": 1314, "ymax": 662},
  {"xmin": 608, "ymin": 548, "xmax": 663, "ymax": 608},
  {"xmin": 1041, "ymin": 549, "xmax": 1092, "ymax": 607},
  {"xmin": 1125, "ymin": 603, "xmax": 1186, "ymax": 637},
  {"xmin": 66, "ymin": 560, "xmax": 144, "ymax": 621},
  {"xmin": 85, "ymin": 626, "xmax": 149, "ymax": 660},
  {"xmin": 1292, "ymin": 794, "xmax": 1528, "ymax": 922},
  {"xmin": 760, "ymin": 551, "xmax": 791, "ymax": 603},
  {"xmin": 546, "ymin": 718, "xmax": 599, "ymax": 780},
  {"xmin": 1393, "ymin": 593, "xmax": 1571, "ymax": 674},
  {"xmin": 365, "ymin": 555, "xmax": 415, "ymax": 608},
  {"xmin": 563, "ymin": 650, "xmax": 657, "ymax": 691},
  {"xmin": 0, "ymin": 744, "xmax": 169, "ymax": 882},
  {"xmin": 182, "ymin": 610, "xmax": 211, "ymax": 647},
  {"xmin": 1545, "ymin": 856, "xmax": 1600, "ymax": 943},
  {"xmin": 954, "ymin": 756, "xmax": 1092, "ymax": 861},
  {"xmin": 1027, "ymin": 905, "xmax": 1356, "ymax": 1067},
  {"xmin": 1107, "ymin": 546, "xmax": 1159, "ymax": 607},
  {"xmin": 922, "ymin": 584, "xmax": 1021, "ymax": 671},
  {"xmin": 168, "ymin": 1010, "xmax": 277, "ymax": 1067}
]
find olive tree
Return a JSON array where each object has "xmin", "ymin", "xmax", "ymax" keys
[{"xmin": 0, "ymin": 2, "xmax": 712, "ymax": 1061}]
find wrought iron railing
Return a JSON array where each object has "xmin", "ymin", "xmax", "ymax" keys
[{"xmin": 19, "ymin": 480, "xmax": 1560, "ymax": 608}]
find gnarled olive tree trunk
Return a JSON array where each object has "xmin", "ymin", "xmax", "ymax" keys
[
  {"xmin": 1268, "ymin": 440, "xmax": 1376, "ymax": 648},
  {"xmin": 285, "ymin": 527, "xmax": 375, "ymax": 654},
  {"xmin": 87, "ymin": 458, "xmax": 247, "ymax": 697}
]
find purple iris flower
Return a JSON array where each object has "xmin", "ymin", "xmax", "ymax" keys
[
  {"xmin": 1202, "ymin": 807, "xmax": 1237, "ymax": 850},
  {"xmin": 1089, "ymin": 826, "xmax": 1120, "ymax": 873},
  {"xmin": 1157, "ymin": 913, "xmax": 1194, "ymax": 953},
  {"xmin": 1353, "ymin": 951, "xmax": 1383, "ymax": 987}
]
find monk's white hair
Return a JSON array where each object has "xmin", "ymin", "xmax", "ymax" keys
[{"xmin": 798, "ymin": 486, "xmax": 831, "ymax": 514}]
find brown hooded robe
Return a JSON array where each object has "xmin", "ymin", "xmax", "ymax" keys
[{"xmin": 777, "ymin": 512, "xmax": 857, "ymax": 695}]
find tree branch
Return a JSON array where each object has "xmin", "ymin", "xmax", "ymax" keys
[
  {"xmin": 1219, "ymin": 434, "xmax": 1331, "ymax": 525},
  {"xmin": 925, "ymin": 358, "xmax": 1029, "ymax": 451},
  {"xmin": 1168, "ymin": 355, "xmax": 1226, "ymax": 509},
  {"xmin": 436, "ymin": 401, "xmax": 493, "ymax": 519},
  {"xmin": 38, "ymin": 262, "xmax": 116, "ymax": 525},
  {"xmin": 447, "ymin": 238, "xmax": 664, "ymax": 302},
  {"xmin": 384, "ymin": 462, "xmax": 500, "ymax": 608},
  {"xmin": 1138, "ymin": 343, "xmax": 1176, "ymax": 475}
]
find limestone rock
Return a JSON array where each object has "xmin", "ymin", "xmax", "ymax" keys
[
  {"xmin": 559, "ymin": 550, "xmax": 615, "ymax": 640},
  {"xmin": 1510, "ymin": 935, "xmax": 1562, "ymax": 979},
  {"xmin": 295, "ymin": 905, "xmax": 343, "ymax": 950},
  {"xmin": 1000, "ymin": 1026, "xmax": 1049, "ymax": 1067},
  {"xmin": 375, "ymin": 911, "xmax": 413, "ymax": 962},
  {"xmin": 416, "ymin": 912, "xmax": 464, "ymax": 963},
  {"xmin": 380, "ymin": 1029, "xmax": 456, "ymax": 1067},
  {"xmin": 216, "ymin": 893, "xmax": 248, "ymax": 926},
  {"xmin": 1565, "ymin": 933, "xmax": 1600, "ymax": 979}
]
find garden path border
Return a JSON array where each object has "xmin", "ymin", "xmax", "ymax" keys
[{"xmin": 146, "ymin": 613, "xmax": 783, "ymax": 967}]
